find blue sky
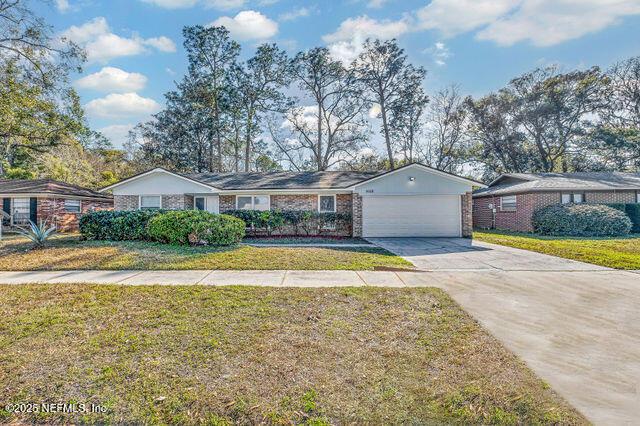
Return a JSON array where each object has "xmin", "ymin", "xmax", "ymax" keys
[{"xmin": 38, "ymin": 0, "xmax": 640, "ymax": 148}]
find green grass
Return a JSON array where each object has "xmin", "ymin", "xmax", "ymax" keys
[
  {"xmin": 0, "ymin": 235, "xmax": 411, "ymax": 271},
  {"xmin": 0, "ymin": 285, "xmax": 586, "ymax": 425},
  {"xmin": 475, "ymin": 229, "xmax": 640, "ymax": 269}
]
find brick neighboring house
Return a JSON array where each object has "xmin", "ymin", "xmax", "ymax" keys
[
  {"xmin": 101, "ymin": 163, "xmax": 484, "ymax": 238},
  {"xmin": 0, "ymin": 179, "xmax": 113, "ymax": 232},
  {"xmin": 473, "ymin": 172, "xmax": 640, "ymax": 232}
]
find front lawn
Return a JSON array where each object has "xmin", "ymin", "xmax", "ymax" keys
[
  {"xmin": 475, "ymin": 230, "xmax": 640, "ymax": 269},
  {"xmin": 0, "ymin": 235, "xmax": 411, "ymax": 271},
  {"xmin": 0, "ymin": 285, "xmax": 585, "ymax": 425},
  {"xmin": 242, "ymin": 236, "xmax": 370, "ymax": 245}
]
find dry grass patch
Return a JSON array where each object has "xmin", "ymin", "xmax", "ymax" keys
[
  {"xmin": 0, "ymin": 285, "xmax": 585, "ymax": 425},
  {"xmin": 0, "ymin": 235, "xmax": 411, "ymax": 271}
]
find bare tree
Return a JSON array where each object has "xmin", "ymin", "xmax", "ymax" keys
[
  {"xmin": 421, "ymin": 85, "xmax": 468, "ymax": 173},
  {"xmin": 272, "ymin": 47, "xmax": 368, "ymax": 171},
  {"xmin": 355, "ymin": 39, "xmax": 426, "ymax": 169}
]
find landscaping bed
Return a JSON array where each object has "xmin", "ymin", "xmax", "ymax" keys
[
  {"xmin": 0, "ymin": 285, "xmax": 585, "ymax": 425},
  {"xmin": 0, "ymin": 235, "xmax": 410, "ymax": 271},
  {"xmin": 475, "ymin": 230, "xmax": 640, "ymax": 269},
  {"xmin": 242, "ymin": 236, "xmax": 370, "ymax": 245}
]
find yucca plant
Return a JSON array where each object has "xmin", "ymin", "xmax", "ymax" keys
[{"xmin": 17, "ymin": 220, "xmax": 57, "ymax": 248}]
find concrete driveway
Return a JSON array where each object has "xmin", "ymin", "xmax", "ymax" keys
[
  {"xmin": 367, "ymin": 237, "xmax": 609, "ymax": 271},
  {"xmin": 368, "ymin": 238, "xmax": 639, "ymax": 424}
]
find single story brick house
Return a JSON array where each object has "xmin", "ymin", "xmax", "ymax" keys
[
  {"xmin": 0, "ymin": 179, "xmax": 113, "ymax": 232},
  {"xmin": 100, "ymin": 163, "xmax": 484, "ymax": 238},
  {"xmin": 473, "ymin": 172, "xmax": 640, "ymax": 232}
]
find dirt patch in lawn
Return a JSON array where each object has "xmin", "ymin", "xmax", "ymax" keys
[
  {"xmin": 0, "ymin": 285, "xmax": 585, "ymax": 425},
  {"xmin": 0, "ymin": 235, "xmax": 412, "ymax": 271}
]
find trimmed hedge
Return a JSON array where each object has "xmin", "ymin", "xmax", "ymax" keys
[
  {"xmin": 532, "ymin": 204, "xmax": 632, "ymax": 237},
  {"xmin": 79, "ymin": 210, "xmax": 164, "ymax": 241},
  {"xmin": 147, "ymin": 210, "xmax": 245, "ymax": 245},
  {"xmin": 223, "ymin": 209, "xmax": 352, "ymax": 236},
  {"xmin": 606, "ymin": 203, "xmax": 640, "ymax": 233}
]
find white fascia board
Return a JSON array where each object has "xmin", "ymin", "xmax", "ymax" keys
[
  {"xmin": 347, "ymin": 163, "xmax": 486, "ymax": 189},
  {"xmin": 219, "ymin": 189, "xmax": 352, "ymax": 195},
  {"xmin": 99, "ymin": 168, "xmax": 218, "ymax": 192}
]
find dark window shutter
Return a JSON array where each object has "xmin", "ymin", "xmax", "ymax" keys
[
  {"xmin": 2, "ymin": 198, "xmax": 10, "ymax": 225},
  {"xmin": 30, "ymin": 197, "xmax": 38, "ymax": 223}
]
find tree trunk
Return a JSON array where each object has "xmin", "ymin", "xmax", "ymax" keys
[
  {"xmin": 244, "ymin": 111, "xmax": 253, "ymax": 172},
  {"xmin": 379, "ymin": 99, "xmax": 395, "ymax": 169},
  {"xmin": 317, "ymin": 101, "xmax": 323, "ymax": 171}
]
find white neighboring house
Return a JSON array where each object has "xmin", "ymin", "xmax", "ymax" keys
[{"xmin": 100, "ymin": 163, "xmax": 485, "ymax": 238}]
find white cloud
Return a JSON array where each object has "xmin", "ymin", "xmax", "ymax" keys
[
  {"xmin": 55, "ymin": 0, "xmax": 70, "ymax": 12},
  {"xmin": 477, "ymin": 0, "xmax": 640, "ymax": 46},
  {"xmin": 204, "ymin": 0, "xmax": 245, "ymax": 9},
  {"xmin": 367, "ymin": 0, "xmax": 388, "ymax": 9},
  {"xmin": 141, "ymin": 0, "xmax": 197, "ymax": 8},
  {"xmin": 415, "ymin": 0, "xmax": 640, "ymax": 46},
  {"xmin": 141, "ymin": 0, "xmax": 244, "ymax": 9},
  {"xmin": 210, "ymin": 10, "xmax": 278, "ymax": 41},
  {"xmin": 98, "ymin": 124, "xmax": 135, "ymax": 147},
  {"xmin": 416, "ymin": 0, "xmax": 515, "ymax": 36},
  {"xmin": 322, "ymin": 15, "xmax": 410, "ymax": 63},
  {"xmin": 61, "ymin": 17, "xmax": 176, "ymax": 63},
  {"xmin": 425, "ymin": 41, "xmax": 451, "ymax": 66},
  {"xmin": 75, "ymin": 67, "xmax": 148, "ymax": 92},
  {"xmin": 85, "ymin": 93, "xmax": 161, "ymax": 119},
  {"xmin": 279, "ymin": 7, "xmax": 312, "ymax": 22},
  {"xmin": 144, "ymin": 36, "xmax": 177, "ymax": 52}
]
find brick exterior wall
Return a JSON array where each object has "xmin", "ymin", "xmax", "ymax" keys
[
  {"xmin": 352, "ymin": 193, "xmax": 363, "ymax": 237},
  {"xmin": 473, "ymin": 190, "xmax": 640, "ymax": 232},
  {"xmin": 38, "ymin": 197, "xmax": 113, "ymax": 232},
  {"xmin": 114, "ymin": 194, "xmax": 194, "ymax": 210},
  {"xmin": 219, "ymin": 195, "xmax": 235, "ymax": 211},
  {"xmin": 114, "ymin": 195, "xmax": 138, "ymax": 210},
  {"xmin": 219, "ymin": 194, "xmax": 353, "ymax": 236},
  {"xmin": 461, "ymin": 192, "xmax": 473, "ymax": 237}
]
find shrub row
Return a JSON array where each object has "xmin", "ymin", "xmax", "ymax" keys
[
  {"xmin": 532, "ymin": 204, "xmax": 632, "ymax": 237},
  {"xmin": 79, "ymin": 209, "xmax": 164, "ymax": 241},
  {"xmin": 79, "ymin": 210, "xmax": 244, "ymax": 245},
  {"xmin": 605, "ymin": 203, "xmax": 640, "ymax": 233},
  {"xmin": 223, "ymin": 209, "xmax": 352, "ymax": 236},
  {"xmin": 148, "ymin": 210, "xmax": 244, "ymax": 245}
]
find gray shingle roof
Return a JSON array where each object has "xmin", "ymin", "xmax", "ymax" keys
[
  {"xmin": 473, "ymin": 172, "xmax": 640, "ymax": 197},
  {"xmin": 0, "ymin": 179, "xmax": 112, "ymax": 200},
  {"xmin": 185, "ymin": 170, "xmax": 382, "ymax": 190}
]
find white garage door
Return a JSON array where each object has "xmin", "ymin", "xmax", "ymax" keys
[{"xmin": 362, "ymin": 195, "xmax": 461, "ymax": 237}]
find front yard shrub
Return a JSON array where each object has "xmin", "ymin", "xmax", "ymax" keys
[
  {"xmin": 79, "ymin": 210, "xmax": 164, "ymax": 240},
  {"xmin": 224, "ymin": 209, "xmax": 352, "ymax": 236},
  {"xmin": 147, "ymin": 210, "xmax": 244, "ymax": 245},
  {"xmin": 532, "ymin": 204, "xmax": 632, "ymax": 237},
  {"xmin": 606, "ymin": 203, "xmax": 640, "ymax": 233}
]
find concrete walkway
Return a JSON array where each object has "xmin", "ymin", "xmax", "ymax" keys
[{"xmin": 0, "ymin": 269, "xmax": 415, "ymax": 286}]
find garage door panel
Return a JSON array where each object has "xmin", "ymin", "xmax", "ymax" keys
[{"xmin": 362, "ymin": 195, "xmax": 460, "ymax": 237}]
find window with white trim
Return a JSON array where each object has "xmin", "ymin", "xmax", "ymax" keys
[
  {"xmin": 561, "ymin": 193, "xmax": 585, "ymax": 204},
  {"xmin": 236, "ymin": 195, "xmax": 270, "ymax": 211},
  {"xmin": 12, "ymin": 198, "xmax": 30, "ymax": 223},
  {"xmin": 500, "ymin": 195, "xmax": 516, "ymax": 211},
  {"xmin": 64, "ymin": 199, "xmax": 81, "ymax": 213},
  {"xmin": 194, "ymin": 196, "xmax": 206, "ymax": 210},
  {"xmin": 140, "ymin": 195, "xmax": 161, "ymax": 210},
  {"xmin": 318, "ymin": 195, "xmax": 336, "ymax": 213}
]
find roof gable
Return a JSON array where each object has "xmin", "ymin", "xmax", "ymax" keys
[{"xmin": 0, "ymin": 178, "xmax": 111, "ymax": 199}]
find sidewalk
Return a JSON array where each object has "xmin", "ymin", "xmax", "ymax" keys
[{"xmin": 0, "ymin": 269, "xmax": 428, "ymax": 287}]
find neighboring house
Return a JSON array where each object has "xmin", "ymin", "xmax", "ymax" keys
[
  {"xmin": 100, "ymin": 163, "xmax": 483, "ymax": 238},
  {"xmin": 473, "ymin": 172, "xmax": 640, "ymax": 232},
  {"xmin": 0, "ymin": 179, "xmax": 113, "ymax": 232}
]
